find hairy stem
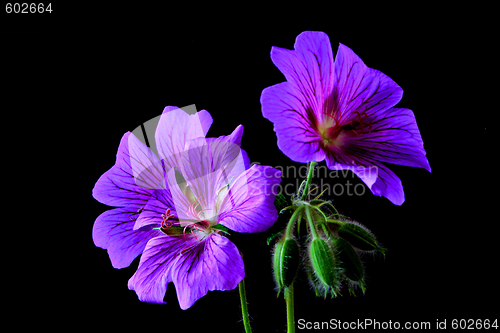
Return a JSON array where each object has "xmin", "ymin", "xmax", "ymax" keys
[
  {"xmin": 239, "ymin": 279, "xmax": 252, "ymax": 333},
  {"xmin": 305, "ymin": 205, "xmax": 319, "ymax": 240},
  {"xmin": 285, "ymin": 205, "xmax": 304, "ymax": 239},
  {"xmin": 301, "ymin": 161, "xmax": 317, "ymax": 201},
  {"xmin": 285, "ymin": 283, "xmax": 295, "ymax": 333}
]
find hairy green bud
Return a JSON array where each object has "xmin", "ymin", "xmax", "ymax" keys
[
  {"xmin": 334, "ymin": 237, "xmax": 366, "ymax": 293},
  {"xmin": 308, "ymin": 238, "xmax": 340, "ymax": 295},
  {"xmin": 273, "ymin": 237, "xmax": 300, "ymax": 294},
  {"xmin": 338, "ymin": 221, "xmax": 386, "ymax": 254}
]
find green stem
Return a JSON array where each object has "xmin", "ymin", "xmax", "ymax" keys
[
  {"xmin": 285, "ymin": 205, "xmax": 304, "ymax": 239},
  {"xmin": 326, "ymin": 219, "xmax": 344, "ymax": 226},
  {"xmin": 305, "ymin": 205, "xmax": 319, "ymax": 240},
  {"xmin": 238, "ymin": 279, "xmax": 252, "ymax": 333},
  {"xmin": 301, "ymin": 161, "xmax": 317, "ymax": 201},
  {"xmin": 285, "ymin": 283, "xmax": 295, "ymax": 333},
  {"xmin": 282, "ymin": 161, "xmax": 315, "ymax": 333}
]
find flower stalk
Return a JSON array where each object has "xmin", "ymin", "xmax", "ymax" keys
[
  {"xmin": 301, "ymin": 161, "xmax": 317, "ymax": 201},
  {"xmin": 239, "ymin": 279, "xmax": 252, "ymax": 333},
  {"xmin": 285, "ymin": 283, "xmax": 295, "ymax": 333},
  {"xmin": 305, "ymin": 205, "xmax": 319, "ymax": 240},
  {"xmin": 283, "ymin": 161, "xmax": 316, "ymax": 333}
]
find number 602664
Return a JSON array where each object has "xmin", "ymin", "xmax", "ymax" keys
[
  {"xmin": 451, "ymin": 319, "xmax": 498, "ymax": 330},
  {"xmin": 5, "ymin": 3, "xmax": 52, "ymax": 13}
]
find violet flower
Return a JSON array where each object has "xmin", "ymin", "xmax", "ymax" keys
[
  {"xmin": 261, "ymin": 31, "xmax": 431, "ymax": 205},
  {"xmin": 93, "ymin": 106, "xmax": 281, "ymax": 308},
  {"xmin": 129, "ymin": 134, "xmax": 281, "ymax": 308},
  {"xmin": 93, "ymin": 106, "xmax": 212, "ymax": 269}
]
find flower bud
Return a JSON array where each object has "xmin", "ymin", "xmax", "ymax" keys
[
  {"xmin": 308, "ymin": 238, "xmax": 340, "ymax": 295},
  {"xmin": 334, "ymin": 237, "xmax": 366, "ymax": 293},
  {"xmin": 338, "ymin": 221, "xmax": 386, "ymax": 254},
  {"xmin": 273, "ymin": 237, "xmax": 300, "ymax": 293}
]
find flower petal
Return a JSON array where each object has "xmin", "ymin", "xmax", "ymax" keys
[
  {"xmin": 332, "ymin": 43, "xmax": 403, "ymax": 122},
  {"xmin": 261, "ymin": 82, "xmax": 326, "ymax": 163},
  {"xmin": 128, "ymin": 234, "xmax": 189, "ymax": 304},
  {"xmin": 218, "ymin": 165, "xmax": 281, "ymax": 233},
  {"xmin": 172, "ymin": 132, "xmax": 248, "ymax": 218},
  {"xmin": 205, "ymin": 125, "xmax": 246, "ymax": 178},
  {"xmin": 325, "ymin": 162, "xmax": 378, "ymax": 189},
  {"xmin": 324, "ymin": 157, "xmax": 404, "ymax": 205},
  {"xmin": 293, "ymin": 31, "xmax": 334, "ymax": 102},
  {"xmin": 369, "ymin": 162, "xmax": 405, "ymax": 205},
  {"xmin": 270, "ymin": 31, "xmax": 334, "ymax": 114},
  {"xmin": 344, "ymin": 108, "xmax": 431, "ymax": 171},
  {"xmin": 175, "ymin": 138, "xmax": 221, "ymax": 217},
  {"xmin": 271, "ymin": 46, "xmax": 319, "ymax": 113},
  {"xmin": 171, "ymin": 233, "xmax": 244, "ymax": 310},
  {"xmin": 93, "ymin": 132, "xmax": 165, "ymax": 209},
  {"xmin": 165, "ymin": 167, "xmax": 194, "ymax": 221},
  {"xmin": 155, "ymin": 106, "xmax": 213, "ymax": 170},
  {"xmin": 93, "ymin": 207, "xmax": 159, "ymax": 269}
]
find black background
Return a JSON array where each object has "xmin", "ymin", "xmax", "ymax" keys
[{"xmin": 2, "ymin": 4, "xmax": 494, "ymax": 332}]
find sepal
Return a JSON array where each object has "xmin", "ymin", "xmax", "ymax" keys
[{"xmin": 211, "ymin": 224, "xmax": 232, "ymax": 235}]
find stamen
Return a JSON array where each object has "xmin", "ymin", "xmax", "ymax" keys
[
  {"xmin": 190, "ymin": 228, "xmax": 199, "ymax": 240},
  {"xmin": 190, "ymin": 224, "xmax": 207, "ymax": 240},
  {"xmin": 182, "ymin": 222, "xmax": 194, "ymax": 239},
  {"xmin": 338, "ymin": 110, "xmax": 372, "ymax": 137},
  {"xmin": 160, "ymin": 208, "xmax": 176, "ymax": 230},
  {"xmin": 322, "ymin": 112, "xmax": 339, "ymax": 123},
  {"xmin": 192, "ymin": 200, "xmax": 202, "ymax": 212}
]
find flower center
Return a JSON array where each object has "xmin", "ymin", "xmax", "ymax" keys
[
  {"xmin": 159, "ymin": 190, "xmax": 219, "ymax": 241},
  {"xmin": 318, "ymin": 112, "xmax": 343, "ymax": 147},
  {"xmin": 319, "ymin": 111, "xmax": 372, "ymax": 147},
  {"xmin": 159, "ymin": 178, "xmax": 235, "ymax": 240}
]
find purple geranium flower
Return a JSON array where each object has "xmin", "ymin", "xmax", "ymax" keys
[
  {"xmin": 261, "ymin": 31, "xmax": 431, "ymax": 205},
  {"xmin": 128, "ymin": 135, "xmax": 281, "ymax": 308},
  {"xmin": 93, "ymin": 106, "xmax": 281, "ymax": 308},
  {"xmin": 93, "ymin": 106, "xmax": 212, "ymax": 269}
]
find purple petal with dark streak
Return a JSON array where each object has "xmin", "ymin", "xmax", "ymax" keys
[
  {"xmin": 93, "ymin": 207, "xmax": 160, "ymax": 269},
  {"xmin": 155, "ymin": 106, "xmax": 213, "ymax": 171},
  {"xmin": 261, "ymin": 82, "xmax": 326, "ymax": 163},
  {"xmin": 128, "ymin": 234, "xmax": 189, "ymax": 304},
  {"xmin": 171, "ymin": 233, "xmax": 244, "ymax": 310},
  {"xmin": 92, "ymin": 132, "xmax": 165, "ymax": 210},
  {"xmin": 341, "ymin": 108, "xmax": 431, "ymax": 171},
  {"xmin": 332, "ymin": 43, "xmax": 403, "ymax": 122},
  {"xmin": 218, "ymin": 165, "xmax": 281, "ymax": 233}
]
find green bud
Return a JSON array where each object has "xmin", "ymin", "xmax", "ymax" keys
[
  {"xmin": 308, "ymin": 238, "xmax": 340, "ymax": 296},
  {"xmin": 273, "ymin": 237, "xmax": 300, "ymax": 294},
  {"xmin": 337, "ymin": 221, "xmax": 386, "ymax": 254},
  {"xmin": 334, "ymin": 237, "xmax": 366, "ymax": 293}
]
